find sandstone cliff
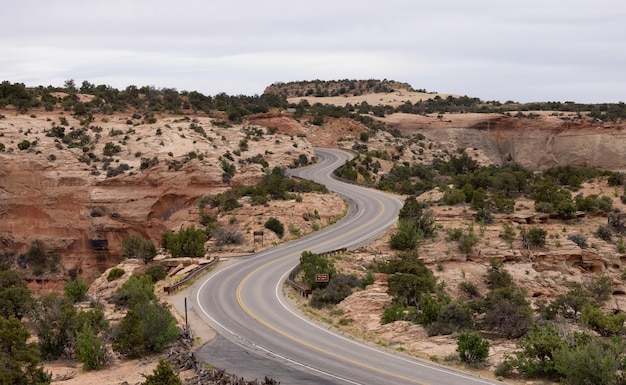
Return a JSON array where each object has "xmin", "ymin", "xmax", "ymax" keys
[{"xmin": 0, "ymin": 109, "xmax": 314, "ymax": 284}]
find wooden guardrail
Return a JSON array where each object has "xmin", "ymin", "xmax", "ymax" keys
[{"xmin": 164, "ymin": 256, "xmax": 220, "ymax": 294}]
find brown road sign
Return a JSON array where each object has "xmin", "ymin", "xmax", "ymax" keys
[{"xmin": 315, "ymin": 274, "xmax": 329, "ymax": 282}]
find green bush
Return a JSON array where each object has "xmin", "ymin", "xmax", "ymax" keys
[
  {"xmin": 161, "ymin": 225, "xmax": 206, "ymax": 258},
  {"xmin": 76, "ymin": 323, "xmax": 105, "ymax": 371},
  {"xmin": 299, "ymin": 251, "xmax": 336, "ymax": 290},
  {"xmin": 109, "ymin": 274, "xmax": 155, "ymax": 308},
  {"xmin": 510, "ymin": 322, "xmax": 566, "ymax": 378},
  {"xmin": 144, "ymin": 265, "xmax": 167, "ymax": 283},
  {"xmin": 554, "ymin": 335, "xmax": 626, "ymax": 385},
  {"xmin": 142, "ymin": 360, "xmax": 182, "ymax": 385},
  {"xmin": 457, "ymin": 332, "xmax": 489, "ymax": 364},
  {"xmin": 264, "ymin": 217, "xmax": 284, "ymax": 238},
  {"xmin": 64, "ymin": 276, "xmax": 88, "ymax": 303},
  {"xmin": 309, "ymin": 274, "xmax": 358, "ymax": 308},
  {"xmin": 112, "ymin": 300, "xmax": 179, "ymax": 358},
  {"xmin": 122, "ymin": 235, "xmax": 157, "ymax": 263},
  {"xmin": 426, "ymin": 301, "xmax": 474, "ymax": 336},
  {"xmin": 17, "ymin": 140, "xmax": 31, "ymax": 150},
  {"xmin": 579, "ymin": 305, "xmax": 626, "ymax": 336},
  {"xmin": 381, "ymin": 302, "xmax": 409, "ymax": 324},
  {"xmin": 107, "ymin": 267, "xmax": 125, "ymax": 282},
  {"xmin": 595, "ymin": 224, "xmax": 613, "ymax": 242},
  {"xmin": 521, "ymin": 227, "xmax": 547, "ymax": 248}
]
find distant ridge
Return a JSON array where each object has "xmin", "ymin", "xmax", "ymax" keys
[{"xmin": 263, "ymin": 79, "xmax": 427, "ymax": 98}]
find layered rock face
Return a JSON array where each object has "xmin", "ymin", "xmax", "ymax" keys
[
  {"xmin": 406, "ymin": 115, "xmax": 626, "ymax": 171},
  {"xmin": 0, "ymin": 111, "xmax": 314, "ymax": 283}
]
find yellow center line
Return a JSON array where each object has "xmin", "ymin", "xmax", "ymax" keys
[{"xmin": 234, "ymin": 207, "xmax": 426, "ymax": 385}]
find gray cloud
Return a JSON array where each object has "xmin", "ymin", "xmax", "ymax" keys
[{"xmin": 3, "ymin": 0, "xmax": 625, "ymax": 102}]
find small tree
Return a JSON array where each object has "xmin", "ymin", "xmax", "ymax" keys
[
  {"xmin": 554, "ymin": 336, "xmax": 626, "ymax": 385},
  {"xmin": 0, "ymin": 316, "xmax": 51, "ymax": 385},
  {"xmin": 109, "ymin": 274, "xmax": 156, "ymax": 308},
  {"xmin": 64, "ymin": 276, "xmax": 88, "ymax": 303},
  {"xmin": 0, "ymin": 269, "xmax": 34, "ymax": 319},
  {"xmin": 122, "ymin": 235, "xmax": 157, "ymax": 263},
  {"xmin": 144, "ymin": 265, "xmax": 167, "ymax": 283},
  {"xmin": 112, "ymin": 308, "xmax": 145, "ymax": 358},
  {"xmin": 76, "ymin": 323, "xmax": 106, "ymax": 371},
  {"xmin": 511, "ymin": 322, "xmax": 567, "ymax": 378},
  {"xmin": 521, "ymin": 226, "xmax": 547, "ymax": 248},
  {"xmin": 142, "ymin": 360, "xmax": 182, "ymax": 385},
  {"xmin": 457, "ymin": 331, "xmax": 489, "ymax": 365},
  {"xmin": 161, "ymin": 226, "xmax": 206, "ymax": 258}
]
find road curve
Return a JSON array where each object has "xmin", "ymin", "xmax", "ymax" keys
[{"xmin": 190, "ymin": 148, "xmax": 505, "ymax": 385}]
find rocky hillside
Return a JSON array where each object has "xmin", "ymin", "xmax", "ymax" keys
[
  {"xmin": 3, "ymin": 80, "xmax": 626, "ymax": 384},
  {"xmin": 0, "ymin": 105, "xmax": 316, "ymax": 288}
]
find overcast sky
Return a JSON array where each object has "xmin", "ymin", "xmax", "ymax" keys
[{"xmin": 2, "ymin": 0, "xmax": 625, "ymax": 103}]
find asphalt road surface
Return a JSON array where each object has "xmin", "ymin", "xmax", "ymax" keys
[{"xmin": 190, "ymin": 148, "xmax": 505, "ymax": 385}]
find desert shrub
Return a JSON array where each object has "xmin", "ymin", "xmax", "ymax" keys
[
  {"xmin": 500, "ymin": 223, "xmax": 516, "ymax": 243},
  {"xmin": 595, "ymin": 224, "xmax": 613, "ymax": 242},
  {"xmin": 109, "ymin": 274, "xmax": 155, "ymax": 308},
  {"xmin": 511, "ymin": 322, "xmax": 567, "ymax": 378},
  {"xmin": 299, "ymin": 251, "xmax": 336, "ymax": 290},
  {"xmin": 567, "ymin": 233, "xmax": 588, "ymax": 249},
  {"xmin": 480, "ymin": 286, "xmax": 533, "ymax": 338},
  {"xmin": 64, "ymin": 276, "xmax": 88, "ymax": 303},
  {"xmin": 358, "ymin": 271, "xmax": 375, "ymax": 289},
  {"xmin": 161, "ymin": 225, "xmax": 206, "ymax": 258},
  {"xmin": 0, "ymin": 269, "xmax": 34, "ymax": 319},
  {"xmin": 521, "ymin": 227, "xmax": 547, "ymax": 248},
  {"xmin": 459, "ymin": 281, "xmax": 482, "ymax": 298},
  {"xmin": 458, "ymin": 230, "xmax": 478, "ymax": 253},
  {"xmin": 112, "ymin": 300, "xmax": 179, "ymax": 359},
  {"xmin": 608, "ymin": 172, "xmax": 625, "ymax": 186},
  {"xmin": 310, "ymin": 274, "xmax": 358, "ymax": 308},
  {"xmin": 122, "ymin": 235, "xmax": 157, "ymax": 263},
  {"xmin": 474, "ymin": 209, "xmax": 493, "ymax": 224},
  {"xmin": 492, "ymin": 192, "xmax": 515, "ymax": 213},
  {"xmin": 213, "ymin": 226, "xmax": 245, "ymax": 246},
  {"xmin": 457, "ymin": 332, "xmax": 489, "ymax": 365},
  {"xmin": 553, "ymin": 335, "xmax": 626, "ymax": 385},
  {"xmin": 381, "ymin": 302, "xmax": 410, "ymax": 324},
  {"xmin": 76, "ymin": 323, "xmax": 106, "ymax": 371},
  {"xmin": 107, "ymin": 267, "xmax": 125, "ymax": 282},
  {"xmin": 486, "ymin": 259, "xmax": 514, "ymax": 290},
  {"xmin": 144, "ymin": 265, "xmax": 167, "ymax": 283},
  {"xmin": 103, "ymin": 142, "xmax": 121, "ymax": 156},
  {"xmin": 442, "ymin": 188, "xmax": 466, "ymax": 206},
  {"xmin": 142, "ymin": 360, "xmax": 182, "ymax": 385},
  {"xmin": 264, "ymin": 217, "xmax": 284, "ymax": 238},
  {"xmin": 0, "ymin": 316, "xmax": 51, "ymax": 384},
  {"xmin": 17, "ymin": 140, "xmax": 31, "ymax": 150},
  {"xmin": 106, "ymin": 163, "xmax": 129, "ymax": 177},
  {"xmin": 578, "ymin": 305, "xmax": 626, "ymax": 336},
  {"xmin": 427, "ymin": 301, "xmax": 474, "ymax": 336},
  {"xmin": 446, "ymin": 227, "xmax": 464, "ymax": 242},
  {"xmin": 389, "ymin": 220, "xmax": 419, "ymax": 251},
  {"xmin": 618, "ymin": 238, "xmax": 625, "ymax": 253}
]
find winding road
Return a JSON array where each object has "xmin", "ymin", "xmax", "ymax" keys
[{"xmin": 187, "ymin": 148, "xmax": 505, "ymax": 385}]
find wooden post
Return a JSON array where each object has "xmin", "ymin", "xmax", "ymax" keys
[{"xmin": 184, "ymin": 297, "xmax": 188, "ymax": 327}]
